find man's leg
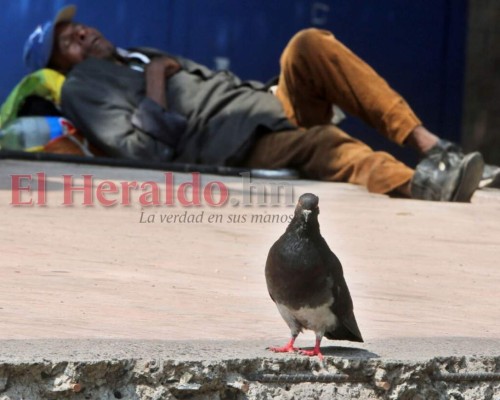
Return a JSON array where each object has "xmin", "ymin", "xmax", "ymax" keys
[
  {"xmin": 244, "ymin": 126, "xmax": 414, "ymax": 195},
  {"xmin": 271, "ymin": 28, "xmax": 483, "ymax": 201},
  {"xmin": 276, "ymin": 28, "xmax": 420, "ymax": 145},
  {"xmin": 275, "ymin": 29, "xmax": 480, "ymax": 155}
]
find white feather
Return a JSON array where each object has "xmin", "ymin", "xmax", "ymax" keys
[{"xmin": 276, "ymin": 300, "xmax": 339, "ymax": 337}]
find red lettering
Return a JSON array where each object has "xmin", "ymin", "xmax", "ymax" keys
[
  {"xmin": 164, "ymin": 172, "xmax": 174, "ymax": 205},
  {"xmin": 178, "ymin": 172, "xmax": 201, "ymax": 206},
  {"xmin": 63, "ymin": 175, "xmax": 94, "ymax": 206},
  {"xmin": 36, "ymin": 172, "xmax": 46, "ymax": 205},
  {"xmin": 10, "ymin": 174, "xmax": 34, "ymax": 206},
  {"xmin": 120, "ymin": 181, "xmax": 138, "ymax": 205},
  {"xmin": 139, "ymin": 181, "xmax": 161, "ymax": 206},
  {"xmin": 204, "ymin": 181, "xmax": 229, "ymax": 206},
  {"xmin": 96, "ymin": 181, "xmax": 118, "ymax": 206}
]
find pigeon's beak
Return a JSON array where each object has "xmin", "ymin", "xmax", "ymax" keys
[{"xmin": 302, "ymin": 209, "xmax": 312, "ymax": 222}]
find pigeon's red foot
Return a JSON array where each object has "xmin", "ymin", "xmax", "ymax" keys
[
  {"xmin": 298, "ymin": 338, "xmax": 324, "ymax": 360},
  {"xmin": 268, "ymin": 338, "xmax": 298, "ymax": 353},
  {"xmin": 268, "ymin": 344, "xmax": 298, "ymax": 353},
  {"xmin": 298, "ymin": 348, "xmax": 324, "ymax": 360}
]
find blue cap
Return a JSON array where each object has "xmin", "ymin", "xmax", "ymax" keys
[{"xmin": 23, "ymin": 5, "xmax": 76, "ymax": 72}]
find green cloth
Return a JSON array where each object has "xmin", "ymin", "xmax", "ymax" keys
[{"xmin": 0, "ymin": 68, "xmax": 65, "ymax": 128}]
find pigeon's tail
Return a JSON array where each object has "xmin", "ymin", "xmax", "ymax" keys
[{"xmin": 325, "ymin": 313, "xmax": 363, "ymax": 342}]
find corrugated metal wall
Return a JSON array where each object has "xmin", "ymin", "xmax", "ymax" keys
[
  {"xmin": 462, "ymin": 0, "xmax": 500, "ymax": 165},
  {"xmin": 0, "ymin": 0, "xmax": 467, "ymax": 165}
]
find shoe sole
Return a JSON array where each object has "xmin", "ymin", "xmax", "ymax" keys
[
  {"xmin": 479, "ymin": 170, "xmax": 500, "ymax": 189},
  {"xmin": 452, "ymin": 152, "xmax": 484, "ymax": 202}
]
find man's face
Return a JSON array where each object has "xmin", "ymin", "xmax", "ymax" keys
[{"xmin": 50, "ymin": 21, "xmax": 115, "ymax": 72}]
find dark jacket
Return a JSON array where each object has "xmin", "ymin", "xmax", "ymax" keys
[{"xmin": 61, "ymin": 48, "xmax": 296, "ymax": 165}]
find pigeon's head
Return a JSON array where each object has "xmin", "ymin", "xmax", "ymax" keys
[{"xmin": 295, "ymin": 193, "xmax": 319, "ymax": 223}]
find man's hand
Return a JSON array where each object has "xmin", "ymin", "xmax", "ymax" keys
[
  {"xmin": 145, "ymin": 56, "xmax": 182, "ymax": 108},
  {"xmin": 148, "ymin": 56, "xmax": 181, "ymax": 78}
]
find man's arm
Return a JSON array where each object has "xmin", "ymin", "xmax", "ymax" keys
[
  {"xmin": 145, "ymin": 56, "xmax": 181, "ymax": 109},
  {"xmin": 61, "ymin": 57, "xmax": 186, "ymax": 162}
]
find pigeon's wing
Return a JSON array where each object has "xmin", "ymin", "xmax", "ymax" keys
[
  {"xmin": 320, "ymin": 243, "xmax": 363, "ymax": 342},
  {"xmin": 266, "ymin": 232, "xmax": 333, "ymax": 309},
  {"xmin": 265, "ymin": 237, "xmax": 290, "ymax": 304},
  {"xmin": 265, "ymin": 239, "xmax": 280, "ymax": 301},
  {"xmin": 265, "ymin": 236, "xmax": 305, "ymax": 335},
  {"xmin": 327, "ymin": 276, "xmax": 363, "ymax": 342}
]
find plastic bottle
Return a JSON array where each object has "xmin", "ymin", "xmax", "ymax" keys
[{"xmin": 0, "ymin": 116, "xmax": 66, "ymax": 151}]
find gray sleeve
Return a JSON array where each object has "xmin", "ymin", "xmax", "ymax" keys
[
  {"xmin": 131, "ymin": 97, "xmax": 187, "ymax": 148},
  {"xmin": 61, "ymin": 61, "xmax": 185, "ymax": 162}
]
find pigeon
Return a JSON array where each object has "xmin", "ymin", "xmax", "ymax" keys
[{"xmin": 265, "ymin": 193, "xmax": 363, "ymax": 359}]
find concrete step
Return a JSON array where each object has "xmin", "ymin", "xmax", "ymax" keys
[{"xmin": 0, "ymin": 338, "xmax": 499, "ymax": 399}]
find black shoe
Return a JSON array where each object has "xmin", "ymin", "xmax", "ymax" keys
[
  {"xmin": 427, "ymin": 139, "xmax": 500, "ymax": 190},
  {"xmin": 411, "ymin": 140, "xmax": 484, "ymax": 202},
  {"xmin": 479, "ymin": 164, "xmax": 500, "ymax": 189}
]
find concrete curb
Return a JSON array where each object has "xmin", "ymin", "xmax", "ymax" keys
[{"xmin": 0, "ymin": 339, "xmax": 499, "ymax": 399}]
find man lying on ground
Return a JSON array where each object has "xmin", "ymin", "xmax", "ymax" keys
[{"xmin": 23, "ymin": 5, "xmax": 492, "ymax": 202}]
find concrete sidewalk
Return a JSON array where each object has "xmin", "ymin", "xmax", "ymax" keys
[{"xmin": 0, "ymin": 160, "xmax": 499, "ymax": 399}]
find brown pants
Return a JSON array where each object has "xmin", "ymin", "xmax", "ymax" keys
[{"xmin": 243, "ymin": 28, "xmax": 420, "ymax": 194}]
